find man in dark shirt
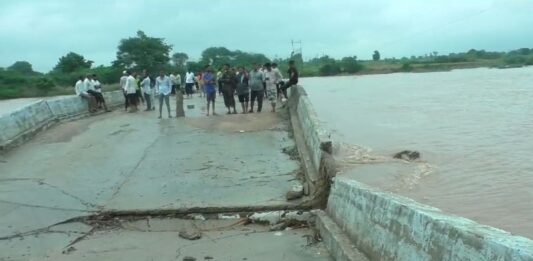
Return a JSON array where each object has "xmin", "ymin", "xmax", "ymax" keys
[
  {"xmin": 280, "ymin": 60, "xmax": 298, "ymax": 100},
  {"xmin": 220, "ymin": 64, "xmax": 238, "ymax": 114}
]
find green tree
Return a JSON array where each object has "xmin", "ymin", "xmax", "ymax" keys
[
  {"xmin": 34, "ymin": 77, "xmax": 55, "ymax": 92},
  {"xmin": 172, "ymin": 52, "xmax": 189, "ymax": 67},
  {"xmin": 8, "ymin": 61, "xmax": 35, "ymax": 75},
  {"xmin": 53, "ymin": 52, "xmax": 93, "ymax": 73},
  {"xmin": 372, "ymin": 50, "xmax": 381, "ymax": 61},
  {"xmin": 319, "ymin": 63, "xmax": 341, "ymax": 76},
  {"xmin": 199, "ymin": 47, "xmax": 270, "ymax": 69},
  {"xmin": 186, "ymin": 61, "xmax": 203, "ymax": 73},
  {"xmin": 340, "ymin": 56, "xmax": 363, "ymax": 74},
  {"xmin": 113, "ymin": 30, "xmax": 172, "ymax": 72}
]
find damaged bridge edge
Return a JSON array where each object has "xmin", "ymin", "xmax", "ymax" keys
[{"xmin": 287, "ymin": 85, "xmax": 337, "ymax": 208}]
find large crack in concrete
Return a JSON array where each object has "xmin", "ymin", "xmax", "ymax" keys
[{"xmin": 108, "ymin": 135, "xmax": 161, "ymax": 200}]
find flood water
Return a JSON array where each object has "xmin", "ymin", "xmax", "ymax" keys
[{"xmin": 301, "ymin": 67, "xmax": 533, "ymax": 239}]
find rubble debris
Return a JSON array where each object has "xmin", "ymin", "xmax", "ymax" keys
[
  {"xmin": 249, "ymin": 211, "xmax": 284, "ymax": 225},
  {"xmin": 393, "ymin": 150, "xmax": 421, "ymax": 161},
  {"xmin": 187, "ymin": 214, "xmax": 206, "ymax": 221},
  {"xmin": 217, "ymin": 213, "xmax": 240, "ymax": 219},
  {"xmin": 285, "ymin": 211, "xmax": 312, "ymax": 222},
  {"xmin": 179, "ymin": 229, "xmax": 202, "ymax": 240},
  {"xmin": 250, "ymin": 210, "xmax": 313, "ymax": 232},
  {"xmin": 62, "ymin": 246, "xmax": 76, "ymax": 254},
  {"xmin": 282, "ymin": 146, "xmax": 300, "ymax": 160},
  {"xmin": 286, "ymin": 190, "xmax": 303, "ymax": 200},
  {"xmin": 286, "ymin": 182, "xmax": 304, "ymax": 200}
]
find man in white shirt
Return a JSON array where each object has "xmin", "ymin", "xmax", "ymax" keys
[
  {"xmin": 156, "ymin": 71, "xmax": 172, "ymax": 119},
  {"xmin": 91, "ymin": 74, "xmax": 110, "ymax": 112},
  {"xmin": 124, "ymin": 71, "xmax": 138, "ymax": 112},
  {"xmin": 74, "ymin": 76, "xmax": 97, "ymax": 113},
  {"xmin": 169, "ymin": 73, "xmax": 177, "ymax": 95},
  {"xmin": 263, "ymin": 63, "xmax": 278, "ymax": 112},
  {"xmin": 185, "ymin": 70, "xmax": 195, "ymax": 98},
  {"xmin": 140, "ymin": 73, "xmax": 152, "ymax": 111},
  {"xmin": 271, "ymin": 63, "xmax": 283, "ymax": 100},
  {"xmin": 120, "ymin": 70, "xmax": 129, "ymax": 111}
]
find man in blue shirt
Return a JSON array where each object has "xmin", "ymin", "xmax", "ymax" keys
[{"xmin": 203, "ymin": 65, "xmax": 217, "ymax": 116}]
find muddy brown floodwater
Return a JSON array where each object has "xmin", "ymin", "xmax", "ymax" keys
[{"xmin": 302, "ymin": 67, "xmax": 533, "ymax": 239}]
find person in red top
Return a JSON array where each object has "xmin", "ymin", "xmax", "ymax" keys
[{"xmin": 196, "ymin": 72, "xmax": 204, "ymax": 98}]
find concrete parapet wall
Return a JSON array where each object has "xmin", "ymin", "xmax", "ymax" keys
[
  {"xmin": 47, "ymin": 91, "xmax": 123, "ymax": 120},
  {"xmin": 0, "ymin": 100, "xmax": 55, "ymax": 149},
  {"xmin": 0, "ymin": 91, "xmax": 124, "ymax": 150},
  {"xmin": 326, "ymin": 177, "xmax": 533, "ymax": 261},
  {"xmin": 288, "ymin": 86, "xmax": 335, "ymax": 205}
]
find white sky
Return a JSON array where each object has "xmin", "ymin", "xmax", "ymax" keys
[{"xmin": 1, "ymin": 0, "xmax": 532, "ymax": 72}]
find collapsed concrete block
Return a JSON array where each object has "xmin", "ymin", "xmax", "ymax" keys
[{"xmin": 286, "ymin": 182, "xmax": 304, "ymax": 200}]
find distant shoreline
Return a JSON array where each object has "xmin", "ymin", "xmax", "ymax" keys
[{"xmin": 302, "ymin": 61, "xmax": 530, "ymax": 78}]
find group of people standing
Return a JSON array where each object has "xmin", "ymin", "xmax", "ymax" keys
[
  {"xmin": 201, "ymin": 60, "xmax": 299, "ymax": 116},
  {"xmin": 74, "ymin": 60, "xmax": 299, "ymax": 118},
  {"xmin": 120, "ymin": 70, "xmax": 177, "ymax": 119}
]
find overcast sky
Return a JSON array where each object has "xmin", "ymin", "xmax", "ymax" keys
[{"xmin": 1, "ymin": 0, "xmax": 532, "ymax": 72}]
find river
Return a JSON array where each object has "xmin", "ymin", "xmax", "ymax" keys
[{"xmin": 301, "ymin": 67, "xmax": 533, "ymax": 239}]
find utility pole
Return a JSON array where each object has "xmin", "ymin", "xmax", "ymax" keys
[{"xmin": 290, "ymin": 40, "xmax": 302, "ymax": 59}]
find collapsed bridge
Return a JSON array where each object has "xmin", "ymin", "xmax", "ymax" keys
[{"xmin": 0, "ymin": 87, "xmax": 531, "ymax": 260}]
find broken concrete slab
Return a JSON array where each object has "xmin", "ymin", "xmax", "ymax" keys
[
  {"xmin": 0, "ymin": 221, "xmax": 93, "ymax": 260},
  {"xmin": 26, "ymin": 218, "xmax": 332, "ymax": 261}
]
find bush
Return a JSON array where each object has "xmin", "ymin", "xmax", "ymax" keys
[
  {"xmin": 0, "ymin": 70, "xmax": 27, "ymax": 85},
  {"xmin": 400, "ymin": 63, "xmax": 413, "ymax": 72},
  {"xmin": 0, "ymin": 85, "xmax": 22, "ymax": 99},
  {"xmin": 504, "ymin": 55, "xmax": 527, "ymax": 65},
  {"xmin": 34, "ymin": 77, "xmax": 55, "ymax": 92},
  {"xmin": 319, "ymin": 63, "xmax": 341, "ymax": 76}
]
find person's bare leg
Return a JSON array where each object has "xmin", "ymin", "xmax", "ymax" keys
[
  {"xmin": 165, "ymin": 95, "xmax": 171, "ymax": 118},
  {"xmin": 206, "ymin": 100, "xmax": 210, "ymax": 116},
  {"xmin": 211, "ymin": 100, "xmax": 216, "ymax": 115},
  {"xmin": 103, "ymin": 102, "xmax": 110, "ymax": 112}
]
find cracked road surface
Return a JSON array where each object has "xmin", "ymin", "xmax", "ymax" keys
[{"xmin": 0, "ymin": 97, "xmax": 327, "ymax": 260}]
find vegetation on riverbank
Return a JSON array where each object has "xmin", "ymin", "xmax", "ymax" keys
[{"xmin": 1, "ymin": 30, "xmax": 532, "ymax": 99}]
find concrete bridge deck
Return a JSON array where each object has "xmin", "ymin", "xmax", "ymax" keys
[
  {"xmin": 0, "ymin": 96, "xmax": 332, "ymax": 260},
  {"xmin": 2, "ymin": 88, "xmax": 531, "ymax": 261}
]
